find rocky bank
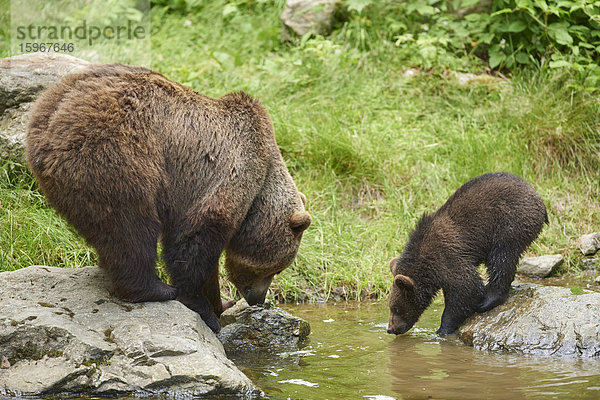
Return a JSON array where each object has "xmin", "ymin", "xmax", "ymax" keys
[
  {"xmin": 0, "ymin": 266, "xmax": 259, "ymax": 398},
  {"xmin": 458, "ymin": 283, "xmax": 600, "ymax": 358}
]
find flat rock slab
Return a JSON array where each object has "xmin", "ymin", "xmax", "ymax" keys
[
  {"xmin": 218, "ymin": 299, "xmax": 310, "ymax": 355},
  {"xmin": 0, "ymin": 266, "xmax": 258, "ymax": 398},
  {"xmin": 458, "ymin": 283, "xmax": 600, "ymax": 357}
]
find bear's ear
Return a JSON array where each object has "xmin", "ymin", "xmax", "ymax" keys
[
  {"xmin": 299, "ymin": 192, "xmax": 307, "ymax": 206},
  {"xmin": 389, "ymin": 257, "xmax": 399, "ymax": 274},
  {"xmin": 394, "ymin": 274, "xmax": 415, "ymax": 291},
  {"xmin": 290, "ymin": 211, "xmax": 311, "ymax": 234}
]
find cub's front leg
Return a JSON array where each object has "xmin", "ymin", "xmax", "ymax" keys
[{"xmin": 438, "ymin": 281, "xmax": 483, "ymax": 335}]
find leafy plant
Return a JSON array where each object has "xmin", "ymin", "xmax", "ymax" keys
[
  {"xmin": 149, "ymin": 0, "xmax": 203, "ymax": 13},
  {"xmin": 570, "ymin": 286, "xmax": 586, "ymax": 295},
  {"xmin": 476, "ymin": 1, "xmax": 600, "ymax": 83},
  {"xmin": 341, "ymin": 0, "xmax": 600, "ymax": 87}
]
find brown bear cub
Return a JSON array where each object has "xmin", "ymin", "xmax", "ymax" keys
[
  {"xmin": 26, "ymin": 64, "xmax": 311, "ymax": 333},
  {"xmin": 387, "ymin": 172, "xmax": 547, "ymax": 336}
]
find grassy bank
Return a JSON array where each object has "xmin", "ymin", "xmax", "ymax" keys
[{"xmin": 1, "ymin": 1, "xmax": 599, "ymax": 302}]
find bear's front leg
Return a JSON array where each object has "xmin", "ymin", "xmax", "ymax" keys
[
  {"xmin": 178, "ymin": 292, "xmax": 221, "ymax": 333},
  {"xmin": 438, "ymin": 306, "xmax": 468, "ymax": 335},
  {"xmin": 162, "ymin": 229, "xmax": 226, "ymax": 333},
  {"xmin": 438, "ymin": 282, "xmax": 483, "ymax": 335},
  {"xmin": 203, "ymin": 266, "xmax": 236, "ymax": 317}
]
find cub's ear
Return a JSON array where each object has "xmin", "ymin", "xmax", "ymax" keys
[
  {"xmin": 290, "ymin": 211, "xmax": 311, "ymax": 233},
  {"xmin": 394, "ymin": 274, "xmax": 415, "ymax": 290},
  {"xmin": 389, "ymin": 257, "xmax": 399, "ymax": 274},
  {"xmin": 299, "ymin": 192, "xmax": 307, "ymax": 206}
]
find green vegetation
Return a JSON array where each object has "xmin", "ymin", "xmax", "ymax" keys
[
  {"xmin": 350, "ymin": 0, "xmax": 600, "ymax": 85},
  {"xmin": 1, "ymin": 1, "xmax": 599, "ymax": 303},
  {"xmin": 1, "ymin": 161, "xmax": 96, "ymax": 269}
]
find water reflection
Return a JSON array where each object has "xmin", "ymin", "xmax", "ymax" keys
[
  {"xmin": 388, "ymin": 333, "xmax": 532, "ymax": 399},
  {"xmin": 232, "ymin": 302, "xmax": 600, "ymax": 400}
]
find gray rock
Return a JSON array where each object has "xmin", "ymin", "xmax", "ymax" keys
[
  {"xmin": 281, "ymin": 0, "xmax": 340, "ymax": 39},
  {"xmin": 582, "ymin": 258, "xmax": 599, "ymax": 270},
  {"xmin": 458, "ymin": 283, "xmax": 600, "ymax": 357},
  {"xmin": 452, "ymin": 72, "xmax": 507, "ymax": 88},
  {"xmin": 580, "ymin": 232, "xmax": 600, "ymax": 256},
  {"xmin": 218, "ymin": 299, "xmax": 310, "ymax": 355},
  {"xmin": 453, "ymin": 0, "xmax": 492, "ymax": 18},
  {"xmin": 517, "ymin": 254, "xmax": 564, "ymax": 278},
  {"xmin": 0, "ymin": 53, "xmax": 90, "ymax": 161},
  {"xmin": 0, "ymin": 266, "xmax": 259, "ymax": 398}
]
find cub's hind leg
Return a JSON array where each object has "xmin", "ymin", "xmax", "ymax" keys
[{"xmin": 479, "ymin": 244, "xmax": 522, "ymax": 312}]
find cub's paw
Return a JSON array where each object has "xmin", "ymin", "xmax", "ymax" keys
[
  {"xmin": 477, "ymin": 293, "xmax": 506, "ymax": 313},
  {"xmin": 436, "ymin": 326, "xmax": 457, "ymax": 336}
]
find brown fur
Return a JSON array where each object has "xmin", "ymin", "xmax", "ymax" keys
[
  {"xmin": 26, "ymin": 63, "xmax": 311, "ymax": 332},
  {"xmin": 388, "ymin": 172, "xmax": 547, "ymax": 335}
]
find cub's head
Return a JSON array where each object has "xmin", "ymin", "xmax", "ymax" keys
[
  {"xmin": 387, "ymin": 257, "xmax": 425, "ymax": 335},
  {"xmin": 225, "ymin": 169, "xmax": 311, "ymax": 306}
]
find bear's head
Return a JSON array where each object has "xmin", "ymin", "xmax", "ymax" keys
[
  {"xmin": 225, "ymin": 165, "xmax": 311, "ymax": 306},
  {"xmin": 387, "ymin": 257, "xmax": 427, "ymax": 335}
]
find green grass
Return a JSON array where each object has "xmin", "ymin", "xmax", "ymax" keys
[
  {"xmin": 1, "ymin": 1, "xmax": 599, "ymax": 302},
  {"xmin": 0, "ymin": 162, "xmax": 96, "ymax": 270}
]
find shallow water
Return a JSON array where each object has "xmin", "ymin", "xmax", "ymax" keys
[{"xmin": 232, "ymin": 301, "xmax": 600, "ymax": 400}]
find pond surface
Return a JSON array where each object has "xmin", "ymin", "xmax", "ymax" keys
[{"xmin": 232, "ymin": 300, "xmax": 600, "ymax": 400}]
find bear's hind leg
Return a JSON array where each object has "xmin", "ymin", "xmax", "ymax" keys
[
  {"xmin": 96, "ymin": 220, "xmax": 176, "ymax": 303},
  {"xmin": 479, "ymin": 244, "xmax": 521, "ymax": 312}
]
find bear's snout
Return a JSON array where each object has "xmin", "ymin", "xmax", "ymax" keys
[
  {"xmin": 244, "ymin": 289, "xmax": 267, "ymax": 306},
  {"xmin": 387, "ymin": 313, "xmax": 412, "ymax": 335},
  {"xmin": 387, "ymin": 325, "xmax": 409, "ymax": 335},
  {"xmin": 387, "ymin": 324, "xmax": 411, "ymax": 335},
  {"xmin": 242, "ymin": 275, "xmax": 274, "ymax": 306}
]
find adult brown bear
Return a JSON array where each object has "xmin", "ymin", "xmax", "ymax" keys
[
  {"xmin": 26, "ymin": 64, "xmax": 311, "ymax": 333},
  {"xmin": 387, "ymin": 172, "xmax": 547, "ymax": 335}
]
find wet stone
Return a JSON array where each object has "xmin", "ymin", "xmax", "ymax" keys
[
  {"xmin": 218, "ymin": 299, "xmax": 310, "ymax": 355},
  {"xmin": 458, "ymin": 283, "xmax": 600, "ymax": 357},
  {"xmin": 517, "ymin": 254, "xmax": 563, "ymax": 278}
]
